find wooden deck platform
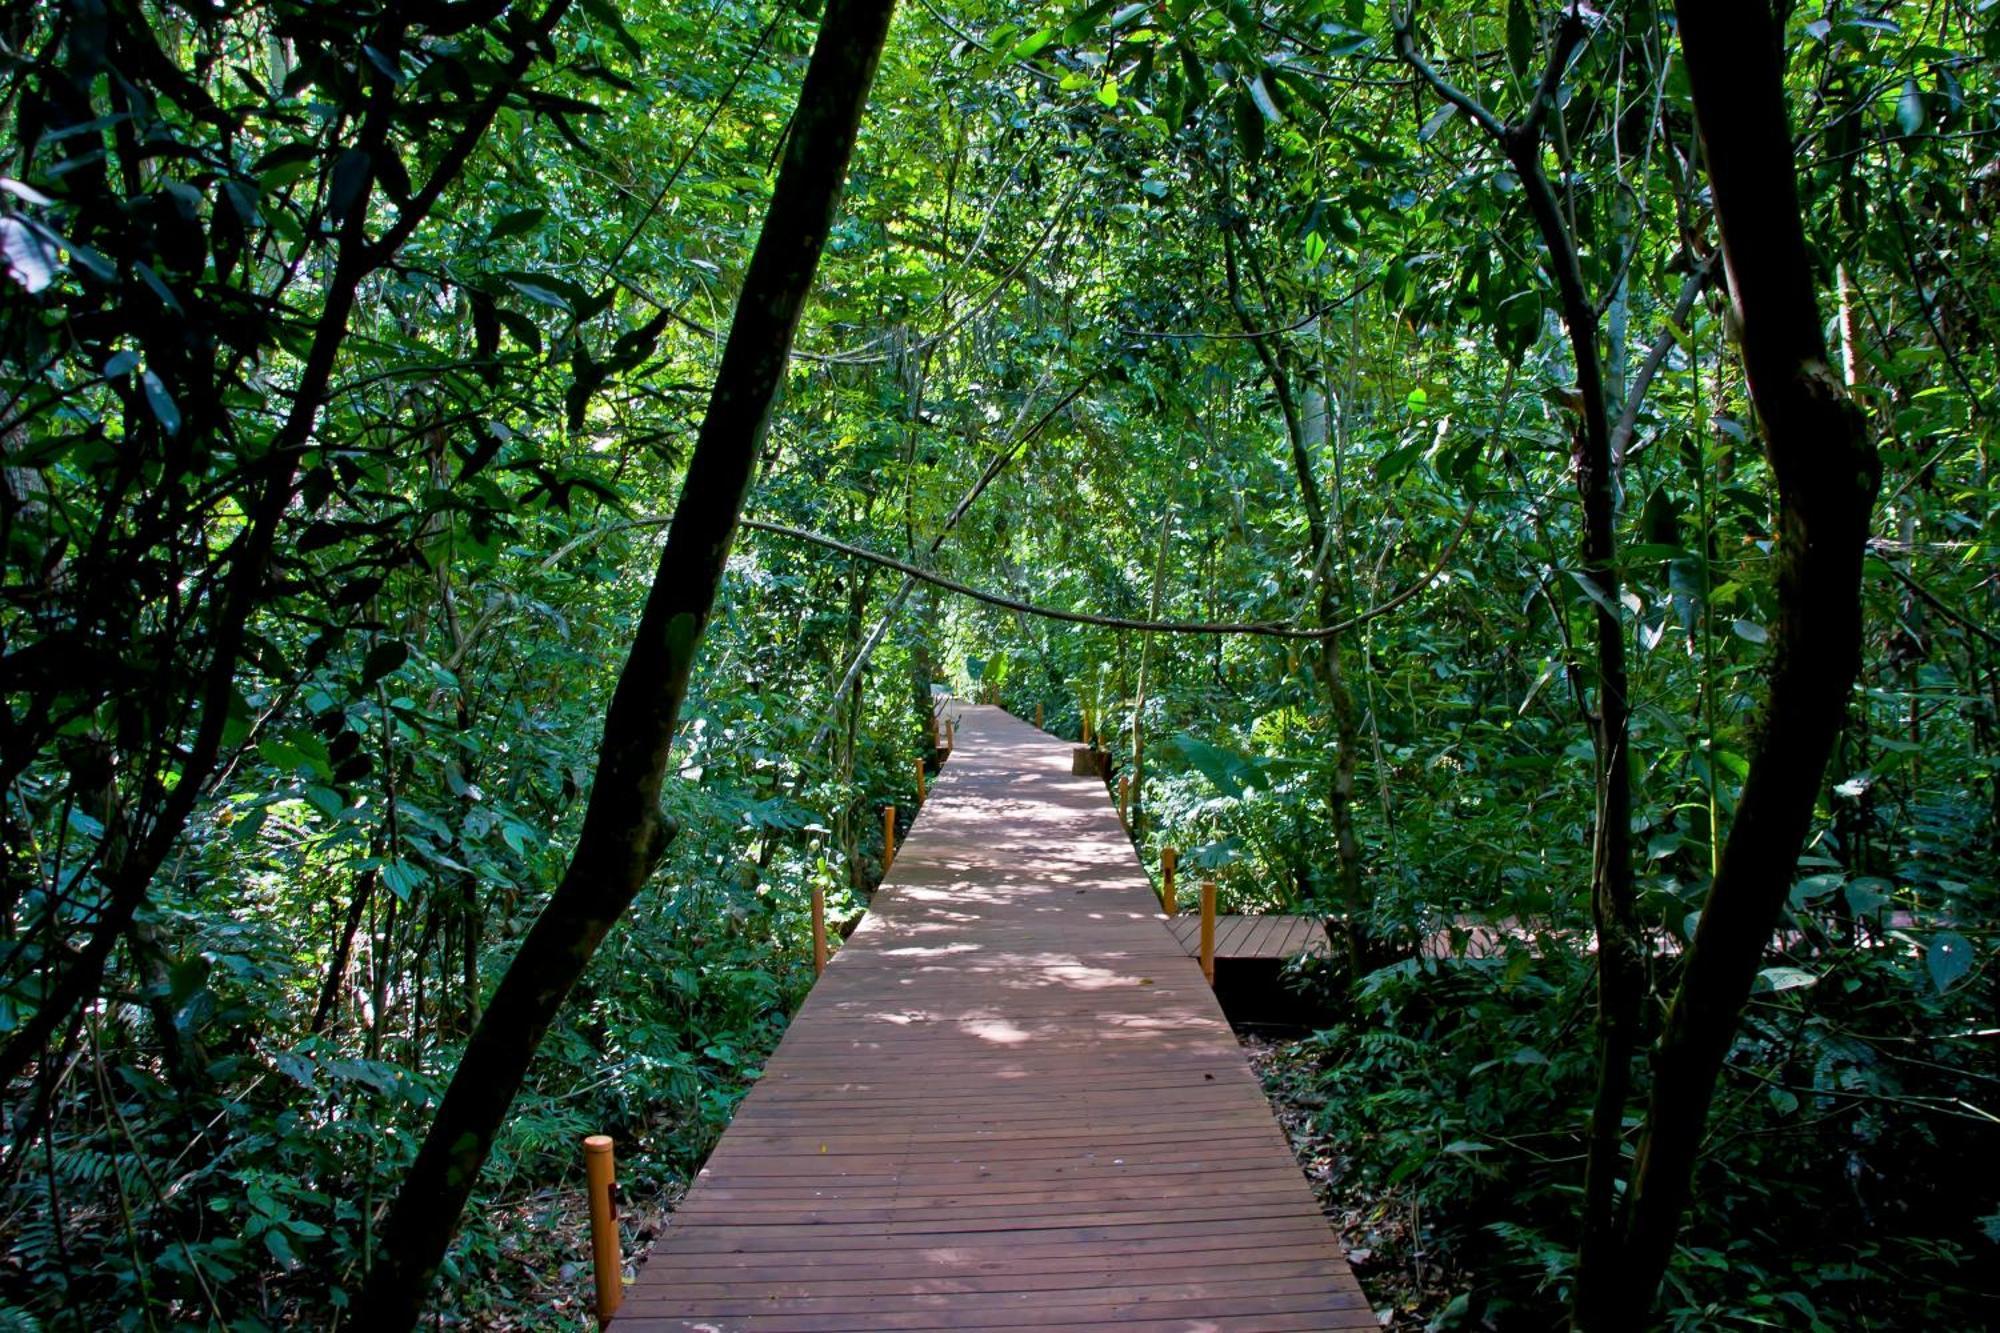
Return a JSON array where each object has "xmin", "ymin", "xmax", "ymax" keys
[
  {"xmin": 1167, "ymin": 914, "xmax": 1333, "ymax": 961},
  {"xmin": 616, "ymin": 705, "xmax": 1368, "ymax": 1330}
]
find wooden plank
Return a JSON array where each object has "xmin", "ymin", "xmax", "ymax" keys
[
  {"xmin": 1165, "ymin": 913, "xmax": 1331, "ymax": 960},
  {"xmin": 1254, "ymin": 914, "xmax": 1297, "ymax": 956},
  {"xmin": 615, "ymin": 706, "xmax": 1361, "ymax": 1329}
]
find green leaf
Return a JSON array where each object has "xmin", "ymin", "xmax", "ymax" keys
[
  {"xmin": 1925, "ymin": 931, "xmax": 1971, "ymax": 992},
  {"xmin": 263, "ymin": 1227, "xmax": 298, "ymax": 1264},
  {"xmin": 1246, "ymin": 74, "xmax": 1283, "ymax": 123},
  {"xmin": 505, "ymin": 277, "xmax": 571, "ymax": 312},
  {"xmin": 1843, "ymin": 877, "xmax": 1892, "ymax": 919},
  {"xmin": 1567, "ymin": 568, "xmax": 1621, "ymax": 621},
  {"xmin": 1756, "ymin": 966, "xmax": 1817, "ymax": 993},
  {"xmin": 1896, "ymin": 78, "xmax": 1924, "ymax": 136},
  {"xmin": 1234, "ymin": 88, "xmax": 1265, "ymax": 157},
  {"xmin": 1163, "ymin": 733, "xmax": 1249, "ymax": 798},
  {"xmin": 1506, "ymin": 0, "xmax": 1534, "ymax": 81},
  {"xmin": 1097, "ymin": 78, "xmax": 1119, "ymax": 108},
  {"xmin": 380, "ymin": 860, "xmax": 426, "ymax": 902},
  {"xmin": 487, "ymin": 207, "xmax": 547, "ymax": 241},
  {"xmin": 1063, "ymin": 0, "xmax": 1116, "ymax": 45},
  {"xmin": 328, "ymin": 148, "xmax": 371, "ymax": 225},
  {"xmin": 362, "ymin": 639, "xmax": 410, "ymax": 686},
  {"xmin": 1010, "ymin": 27, "xmax": 1054, "ymax": 60},
  {"xmin": 142, "ymin": 370, "xmax": 182, "ymax": 436}
]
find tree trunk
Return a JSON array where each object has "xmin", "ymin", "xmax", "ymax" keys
[
  {"xmin": 308, "ymin": 864, "xmax": 376, "ymax": 1036},
  {"xmin": 1390, "ymin": 18, "xmax": 1641, "ymax": 1318},
  {"xmin": 1596, "ymin": 3, "xmax": 1881, "ymax": 1320},
  {"xmin": 1218, "ymin": 214, "xmax": 1366, "ymax": 925},
  {"xmin": 354, "ymin": 1, "xmax": 897, "ymax": 1321},
  {"xmin": 909, "ymin": 586, "xmax": 937, "ymax": 761},
  {"xmin": 1128, "ymin": 502, "xmax": 1174, "ymax": 835}
]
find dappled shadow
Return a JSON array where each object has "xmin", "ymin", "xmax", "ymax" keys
[{"xmin": 625, "ymin": 705, "xmax": 1362, "ymax": 1328}]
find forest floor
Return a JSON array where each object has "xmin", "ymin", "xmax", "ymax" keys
[
  {"xmin": 1244, "ymin": 1032, "xmax": 1456, "ymax": 1330},
  {"xmin": 471, "ymin": 1179, "xmax": 685, "ymax": 1328}
]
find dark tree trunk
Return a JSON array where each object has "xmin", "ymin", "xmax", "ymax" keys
[
  {"xmin": 354, "ymin": 0, "xmax": 897, "ymax": 1323},
  {"xmin": 1592, "ymin": 3, "xmax": 1881, "ymax": 1321}
]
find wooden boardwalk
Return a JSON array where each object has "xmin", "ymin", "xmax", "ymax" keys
[
  {"xmin": 1167, "ymin": 915, "xmax": 1333, "ymax": 961},
  {"xmin": 617, "ymin": 706, "xmax": 1369, "ymax": 1330}
]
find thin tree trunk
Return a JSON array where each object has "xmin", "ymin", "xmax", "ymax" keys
[
  {"xmin": 1607, "ymin": 4, "xmax": 1880, "ymax": 1317},
  {"xmin": 308, "ymin": 864, "xmax": 376, "ymax": 1036},
  {"xmin": 354, "ymin": 2, "xmax": 896, "ymax": 1322},
  {"xmin": 1128, "ymin": 502, "xmax": 1174, "ymax": 834},
  {"xmin": 1218, "ymin": 215, "xmax": 1366, "ymax": 926},
  {"xmin": 1390, "ymin": 22, "xmax": 1640, "ymax": 1318}
]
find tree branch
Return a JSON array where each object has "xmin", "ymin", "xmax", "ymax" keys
[
  {"xmin": 1613, "ymin": 253, "xmax": 1720, "ymax": 465},
  {"xmin": 741, "ymin": 495, "xmax": 1478, "ymax": 642}
]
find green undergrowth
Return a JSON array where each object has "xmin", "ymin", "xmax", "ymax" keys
[{"xmin": 1260, "ymin": 893, "xmax": 1996, "ymax": 1332}]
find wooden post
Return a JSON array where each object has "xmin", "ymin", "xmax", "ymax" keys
[
  {"xmin": 1118, "ymin": 774, "xmax": 1131, "ymax": 828},
  {"xmin": 1035, "ymin": 700, "xmax": 1043, "ymax": 730},
  {"xmin": 1161, "ymin": 847, "xmax": 1177, "ymax": 917},
  {"xmin": 1199, "ymin": 881, "xmax": 1217, "ymax": 986},
  {"xmin": 883, "ymin": 805, "xmax": 896, "ymax": 872},
  {"xmin": 945, "ymin": 717, "xmax": 954, "ymax": 750},
  {"xmin": 583, "ymin": 1135, "xmax": 621, "ymax": 1326},
  {"xmin": 915, "ymin": 755, "xmax": 925, "ymax": 804},
  {"xmin": 811, "ymin": 881, "xmax": 827, "ymax": 978}
]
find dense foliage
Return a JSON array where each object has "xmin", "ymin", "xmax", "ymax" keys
[{"xmin": 0, "ymin": 0, "xmax": 1993, "ymax": 1327}]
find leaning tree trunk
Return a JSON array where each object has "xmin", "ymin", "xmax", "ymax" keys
[
  {"xmin": 1592, "ymin": 3, "xmax": 1881, "ymax": 1322},
  {"xmin": 354, "ymin": 1, "xmax": 898, "ymax": 1322}
]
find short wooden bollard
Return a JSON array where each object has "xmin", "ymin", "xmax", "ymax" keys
[
  {"xmin": 583, "ymin": 1135, "xmax": 622, "ymax": 1326},
  {"xmin": 1199, "ymin": 881, "xmax": 1217, "ymax": 986},
  {"xmin": 1118, "ymin": 774, "xmax": 1131, "ymax": 828},
  {"xmin": 915, "ymin": 756, "xmax": 926, "ymax": 804},
  {"xmin": 945, "ymin": 717, "xmax": 955, "ymax": 750},
  {"xmin": 1160, "ymin": 847, "xmax": 1178, "ymax": 917},
  {"xmin": 1035, "ymin": 700, "xmax": 1044, "ymax": 730},
  {"xmin": 811, "ymin": 881, "xmax": 827, "ymax": 977},
  {"xmin": 883, "ymin": 805, "xmax": 896, "ymax": 872}
]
